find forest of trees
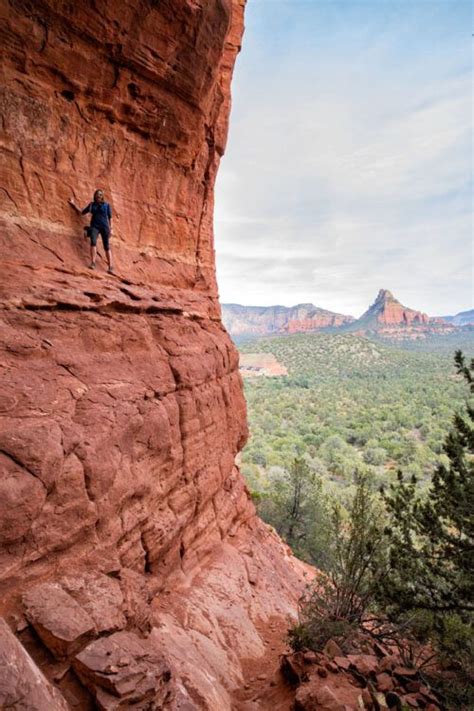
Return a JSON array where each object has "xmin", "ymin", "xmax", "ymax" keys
[{"xmin": 240, "ymin": 334, "xmax": 469, "ymax": 503}]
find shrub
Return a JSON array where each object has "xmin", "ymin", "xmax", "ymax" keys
[{"xmin": 288, "ymin": 471, "xmax": 388, "ymax": 652}]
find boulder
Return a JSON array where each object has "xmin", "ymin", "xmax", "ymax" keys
[
  {"xmin": 334, "ymin": 656, "xmax": 351, "ymax": 671},
  {"xmin": 393, "ymin": 666, "xmax": 418, "ymax": 679},
  {"xmin": 376, "ymin": 672, "xmax": 394, "ymax": 692},
  {"xmin": 347, "ymin": 653, "xmax": 379, "ymax": 676},
  {"xmin": 324, "ymin": 639, "xmax": 343, "ymax": 659},
  {"xmin": 377, "ymin": 655, "xmax": 398, "ymax": 673},
  {"xmin": 281, "ymin": 652, "xmax": 308, "ymax": 684},
  {"xmin": 73, "ymin": 630, "xmax": 174, "ymax": 708},
  {"xmin": 295, "ymin": 675, "xmax": 371, "ymax": 711},
  {"xmin": 23, "ymin": 582, "xmax": 96, "ymax": 658},
  {"xmin": 295, "ymin": 682, "xmax": 348, "ymax": 711},
  {"xmin": 61, "ymin": 572, "xmax": 126, "ymax": 633}
]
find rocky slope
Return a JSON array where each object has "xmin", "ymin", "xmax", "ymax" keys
[
  {"xmin": 346, "ymin": 290, "xmax": 454, "ymax": 340},
  {"xmin": 222, "ymin": 303, "xmax": 355, "ymax": 338},
  {"xmin": 0, "ymin": 2, "xmax": 311, "ymax": 709},
  {"xmin": 281, "ymin": 633, "xmax": 442, "ymax": 711}
]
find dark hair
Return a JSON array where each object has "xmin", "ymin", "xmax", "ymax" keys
[{"xmin": 93, "ymin": 189, "xmax": 104, "ymax": 201}]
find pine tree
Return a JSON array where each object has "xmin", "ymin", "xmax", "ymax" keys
[{"xmin": 380, "ymin": 350, "xmax": 474, "ymax": 614}]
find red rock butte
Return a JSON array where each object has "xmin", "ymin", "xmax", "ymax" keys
[{"xmin": 0, "ymin": 2, "xmax": 310, "ymax": 709}]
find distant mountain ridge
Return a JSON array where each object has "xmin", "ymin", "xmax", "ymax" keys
[
  {"xmin": 223, "ymin": 290, "xmax": 459, "ymax": 340},
  {"xmin": 440, "ymin": 309, "xmax": 474, "ymax": 327},
  {"xmin": 221, "ymin": 303, "xmax": 355, "ymax": 337}
]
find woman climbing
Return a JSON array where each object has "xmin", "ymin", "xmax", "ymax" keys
[{"xmin": 69, "ymin": 189, "xmax": 114, "ymax": 273}]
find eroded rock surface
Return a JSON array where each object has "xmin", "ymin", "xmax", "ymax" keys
[
  {"xmin": 0, "ymin": 1, "xmax": 311, "ymax": 709},
  {"xmin": 60, "ymin": 573, "xmax": 126, "ymax": 635},
  {"xmin": 1, "ymin": 0, "xmax": 248, "ymax": 591},
  {"xmin": 73, "ymin": 631, "xmax": 176, "ymax": 709},
  {"xmin": 0, "ymin": 618, "xmax": 70, "ymax": 711},
  {"xmin": 23, "ymin": 583, "xmax": 96, "ymax": 659}
]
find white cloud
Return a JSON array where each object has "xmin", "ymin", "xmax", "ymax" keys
[{"xmin": 215, "ymin": 1, "xmax": 472, "ymax": 316}]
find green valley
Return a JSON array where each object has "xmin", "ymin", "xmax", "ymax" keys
[{"xmin": 239, "ymin": 332, "xmax": 473, "ymax": 502}]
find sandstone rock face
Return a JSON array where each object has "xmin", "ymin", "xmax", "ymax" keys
[
  {"xmin": 0, "ymin": 0, "xmax": 241, "ymax": 294},
  {"xmin": 1, "ymin": 0, "xmax": 249, "ymax": 594},
  {"xmin": 0, "ymin": 618, "xmax": 70, "ymax": 711},
  {"xmin": 368, "ymin": 289, "xmax": 431, "ymax": 326},
  {"xmin": 0, "ymin": 1, "xmax": 311, "ymax": 708},
  {"xmin": 222, "ymin": 303, "xmax": 355, "ymax": 338}
]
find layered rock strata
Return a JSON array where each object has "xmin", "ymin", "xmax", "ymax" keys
[
  {"xmin": 347, "ymin": 289, "xmax": 454, "ymax": 339},
  {"xmin": 222, "ymin": 303, "xmax": 355, "ymax": 338},
  {"xmin": 0, "ymin": 1, "xmax": 310, "ymax": 709}
]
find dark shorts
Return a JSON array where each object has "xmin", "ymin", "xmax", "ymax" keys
[{"xmin": 88, "ymin": 226, "xmax": 110, "ymax": 250}]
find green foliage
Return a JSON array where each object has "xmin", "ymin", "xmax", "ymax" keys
[
  {"xmin": 289, "ymin": 472, "xmax": 388, "ymax": 652},
  {"xmin": 288, "ymin": 608, "xmax": 354, "ymax": 653},
  {"xmin": 241, "ymin": 333, "xmax": 473, "ymax": 567},
  {"xmin": 241, "ymin": 335, "xmax": 474, "ymax": 700},
  {"xmin": 377, "ymin": 351, "xmax": 474, "ymax": 707},
  {"xmin": 248, "ymin": 457, "xmax": 333, "ymax": 568},
  {"xmin": 379, "ymin": 351, "xmax": 474, "ymax": 614},
  {"xmin": 241, "ymin": 334, "xmax": 471, "ymax": 506},
  {"xmin": 410, "ymin": 608, "xmax": 474, "ymax": 709}
]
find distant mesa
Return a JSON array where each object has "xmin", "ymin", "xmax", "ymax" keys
[
  {"xmin": 221, "ymin": 302, "xmax": 355, "ymax": 338},
  {"xmin": 223, "ymin": 290, "xmax": 460, "ymax": 341}
]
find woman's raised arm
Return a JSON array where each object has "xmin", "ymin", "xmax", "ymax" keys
[{"xmin": 68, "ymin": 198, "xmax": 91, "ymax": 215}]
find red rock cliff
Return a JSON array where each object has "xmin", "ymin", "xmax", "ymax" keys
[
  {"xmin": 222, "ymin": 303, "xmax": 355, "ymax": 338},
  {"xmin": 0, "ymin": 2, "xmax": 309, "ymax": 709},
  {"xmin": 347, "ymin": 289, "xmax": 454, "ymax": 340}
]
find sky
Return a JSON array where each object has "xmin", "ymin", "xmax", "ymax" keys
[{"xmin": 214, "ymin": 0, "xmax": 472, "ymax": 318}]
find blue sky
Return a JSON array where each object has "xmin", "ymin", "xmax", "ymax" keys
[{"xmin": 215, "ymin": 0, "xmax": 472, "ymax": 317}]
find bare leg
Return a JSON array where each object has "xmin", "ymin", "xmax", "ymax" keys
[
  {"xmin": 90, "ymin": 244, "xmax": 97, "ymax": 268},
  {"xmin": 106, "ymin": 249, "xmax": 114, "ymax": 273}
]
